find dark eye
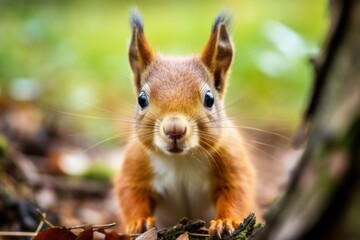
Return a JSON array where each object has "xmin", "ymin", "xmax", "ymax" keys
[
  {"xmin": 138, "ymin": 91, "xmax": 148, "ymax": 109},
  {"xmin": 204, "ymin": 90, "xmax": 214, "ymax": 109}
]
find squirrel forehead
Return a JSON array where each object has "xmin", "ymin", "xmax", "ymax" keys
[
  {"xmin": 143, "ymin": 57, "xmax": 211, "ymax": 94},
  {"xmin": 141, "ymin": 57, "xmax": 212, "ymax": 113}
]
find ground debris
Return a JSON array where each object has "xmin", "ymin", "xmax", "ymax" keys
[
  {"xmin": 157, "ymin": 218, "xmax": 207, "ymax": 240},
  {"xmin": 0, "ymin": 213, "xmax": 263, "ymax": 240},
  {"xmin": 140, "ymin": 214, "xmax": 263, "ymax": 240},
  {"xmin": 228, "ymin": 213, "xmax": 264, "ymax": 240}
]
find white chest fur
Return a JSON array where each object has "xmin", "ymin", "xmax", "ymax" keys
[{"xmin": 150, "ymin": 153, "xmax": 215, "ymax": 228}]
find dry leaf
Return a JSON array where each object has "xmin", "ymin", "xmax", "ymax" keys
[
  {"xmin": 93, "ymin": 231, "xmax": 106, "ymax": 240},
  {"xmin": 176, "ymin": 232, "xmax": 189, "ymax": 240},
  {"xmin": 136, "ymin": 227, "xmax": 157, "ymax": 240},
  {"xmin": 33, "ymin": 227, "xmax": 77, "ymax": 240},
  {"xmin": 76, "ymin": 226, "xmax": 93, "ymax": 240}
]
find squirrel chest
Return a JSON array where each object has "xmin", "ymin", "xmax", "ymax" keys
[{"xmin": 150, "ymin": 153, "xmax": 215, "ymax": 228}]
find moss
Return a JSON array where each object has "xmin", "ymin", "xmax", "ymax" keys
[
  {"xmin": 0, "ymin": 134, "xmax": 8, "ymax": 158},
  {"xmin": 80, "ymin": 162, "xmax": 115, "ymax": 181}
]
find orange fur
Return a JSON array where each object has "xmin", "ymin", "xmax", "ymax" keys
[
  {"xmin": 209, "ymin": 128, "xmax": 261, "ymax": 236},
  {"xmin": 115, "ymin": 11, "xmax": 261, "ymax": 238},
  {"xmin": 115, "ymin": 141, "xmax": 155, "ymax": 232}
]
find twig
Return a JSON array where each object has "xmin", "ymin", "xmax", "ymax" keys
[
  {"xmin": 67, "ymin": 222, "xmax": 116, "ymax": 230},
  {"xmin": 34, "ymin": 213, "xmax": 45, "ymax": 233},
  {"xmin": 128, "ymin": 233, "xmax": 141, "ymax": 237},
  {"xmin": 188, "ymin": 232, "xmax": 210, "ymax": 237},
  {"xmin": 0, "ymin": 231, "xmax": 37, "ymax": 237},
  {"xmin": 36, "ymin": 209, "xmax": 56, "ymax": 228}
]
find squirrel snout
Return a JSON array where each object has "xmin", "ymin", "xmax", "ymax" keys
[{"xmin": 162, "ymin": 116, "xmax": 187, "ymax": 140}]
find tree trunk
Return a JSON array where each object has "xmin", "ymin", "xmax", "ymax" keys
[{"xmin": 259, "ymin": 0, "xmax": 360, "ymax": 239}]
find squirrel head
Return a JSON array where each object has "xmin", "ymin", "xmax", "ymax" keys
[{"xmin": 128, "ymin": 9, "xmax": 233, "ymax": 156}]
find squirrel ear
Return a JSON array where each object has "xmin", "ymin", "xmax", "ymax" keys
[
  {"xmin": 201, "ymin": 12, "xmax": 233, "ymax": 98},
  {"xmin": 129, "ymin": 9, "xmax": 155, "ymax": 93}
]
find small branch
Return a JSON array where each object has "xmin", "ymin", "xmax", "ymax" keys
[
  {"xmin": 67, "ymin": 222, "xmax": 116, "ymax": 230},
  {"xmin": 36, "ymin": 209, "xmax": 56, "ymax": 228},
  {"xmin": 0, "ymin": 232, "xmax": 37, "ymax": 237},
  {"xmin": 188, "ymin": 232, "xmax": 210, "ymax": 237},
  {"xmin": 128, "ymin": 233, "xmax": 141, "ymax": 237},
  {"xmin": 34, "ymin": 214, "xmax": 45, "ymax": 233}
]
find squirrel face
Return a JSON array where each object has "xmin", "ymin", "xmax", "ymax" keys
[
  {"xmin": 129, "ymin": 10, "xmax": 233, "ymax": 156},
  {"xmin": 135, "ymin": 57, "xmax": 224, "ymax": 155}
]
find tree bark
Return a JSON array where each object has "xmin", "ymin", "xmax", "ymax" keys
[{"xmin": 259, "ymin": 0, "xmax": 360, "ymax": 239}]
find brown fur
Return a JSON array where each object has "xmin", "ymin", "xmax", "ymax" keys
[{"xmin": 115, "ymin": 11, "xmax": 261, "ymax": 238}]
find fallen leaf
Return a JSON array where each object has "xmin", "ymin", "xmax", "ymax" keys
[
  {"xmin": 176, "ymin": 232, "xmax": 189, "ymax": 240},
  {"xmin": 93, "ymin": 231, "xmax": 106, "ymax": 240},
  {"xmin": 136, "ymin": 227, "xmax": 157, "ymax": 240},
  {"xmin": 76, "ymin": 226, "xmax": 93, "ymax": 240},
  {"xmin": 33, "ymin": 227, "xmax": 76, "ymax": 240}
]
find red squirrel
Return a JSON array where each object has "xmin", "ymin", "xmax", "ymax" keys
[{"xmin": 115, "ymin": 9, "xmax": 261, "ymax": 238}]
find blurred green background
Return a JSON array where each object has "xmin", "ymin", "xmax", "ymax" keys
[{"xmin": 0, "ymin": 0, "xmax": 328, "ymax": 146}]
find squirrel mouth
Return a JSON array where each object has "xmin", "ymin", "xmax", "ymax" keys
[{"xmin": 166, "ymin": 139, "xmax": 183, "ymax": 153}]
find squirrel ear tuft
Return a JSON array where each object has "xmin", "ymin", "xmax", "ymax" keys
[
  {"xmin": 130, "ymin": 8, "xmax": 144, "ymax": 33},
  {"xmin": 201, "ymin": 11, "xmax": 233, "ymax": 98},
  {"xmin": 129, "ymin": 8, "xmax": 155, "ymax": 93}
]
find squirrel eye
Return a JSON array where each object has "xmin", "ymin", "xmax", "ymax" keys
[
  {"xmin": 204, "ymin": 90, "xmax": 214, "ymax": 109},
  {"xmin": 138, "ymin": 91, "xmax": 148, "ymax": 109}
]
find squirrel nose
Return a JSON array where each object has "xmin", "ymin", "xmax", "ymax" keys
[{"xmin": 162, "ymin": 117, "xmax": 187, "ymax": 140}]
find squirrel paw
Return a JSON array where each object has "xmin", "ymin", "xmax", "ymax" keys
[
  {"xmin": 126, "ymin": 217, "xmax": 156, "ymax": 234},
  {"xmin": 209, "ymin": 218, "xmax": 238, "ymax": 239}
]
